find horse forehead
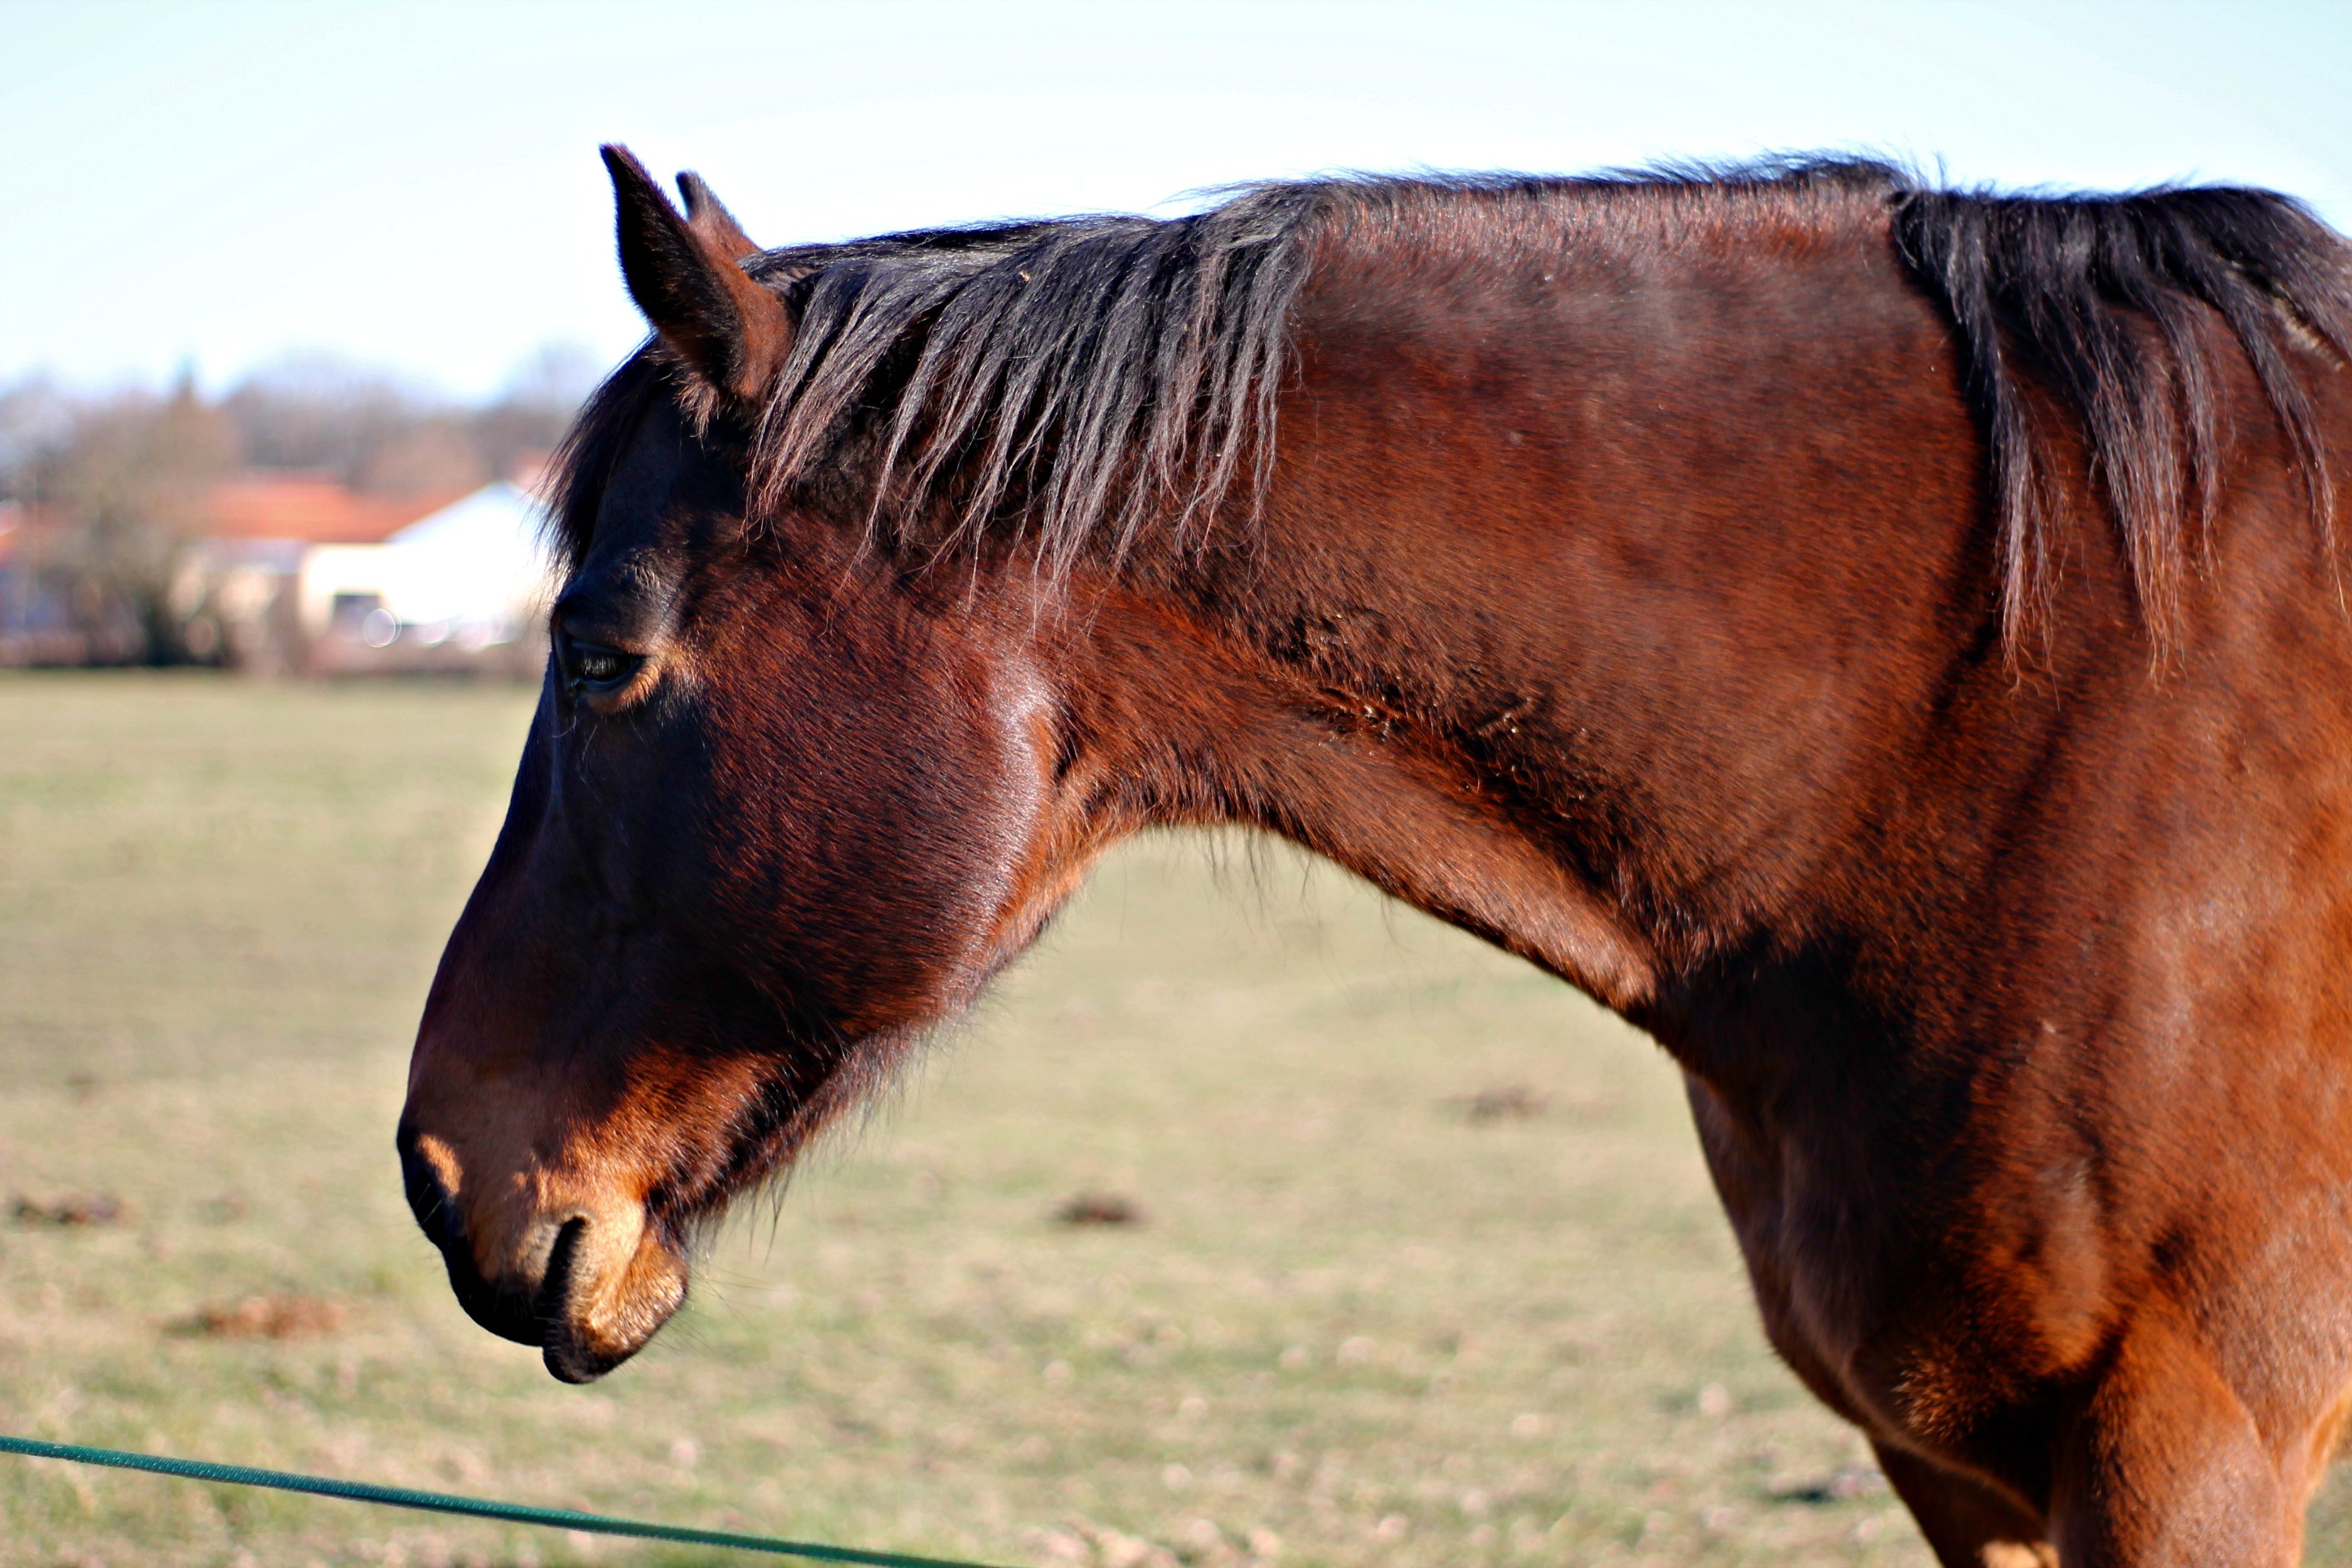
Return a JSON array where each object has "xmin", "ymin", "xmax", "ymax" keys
[
  {"xmin": 590, "ymin": 401, "xmax": 709, "ymax": 549},
  {"xmin": 563, "ymin": 418, "xmax": 749, "ymax": 621}
]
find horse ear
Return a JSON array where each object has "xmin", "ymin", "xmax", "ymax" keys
[
  {"xmin": 600, "ymin": 145, "xmax": 791, "ymax": 405},
  {"xmin": 676, "ymin": 171, "xmax": 760, "ymax": 260}
]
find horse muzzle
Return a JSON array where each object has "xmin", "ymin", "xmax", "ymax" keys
[{"xmin": 396, "ymin": 1123, "xmax": 688, "ymax": 1383}]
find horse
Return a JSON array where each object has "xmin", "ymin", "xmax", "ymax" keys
[{"xmin": 398, "ymin": 142, "xmax": 2352, "ymax": 1564}]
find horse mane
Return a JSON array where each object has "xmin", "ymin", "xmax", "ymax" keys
[
  {"xmin": 1889, "ymin": 174, "xmax": 2352, "ymax": 644},
  {"xmin": 551, "ymin": 157, "xmax": 2352, "ymax": 644}
]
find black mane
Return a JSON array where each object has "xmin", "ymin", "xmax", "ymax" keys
[
  {"xmin": 1890, "ymin": 174, "xmax": 2352, "ymax": 642},
  {"xmin": 553, "ymin": 157, "xmax": 2352, "ymax": 642}
]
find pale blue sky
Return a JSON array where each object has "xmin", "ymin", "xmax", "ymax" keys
[{"xmin": 6, "ymin": 1, "xmax": 2351, "ymax": 399}]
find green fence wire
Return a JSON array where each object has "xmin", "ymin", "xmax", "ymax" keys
[{"xmin": 0, "ymin": 1434, "xmax": 1004, "ymax": 1567}]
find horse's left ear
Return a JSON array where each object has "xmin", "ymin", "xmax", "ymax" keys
[
  {"xmin": 676, "ymin": 171, "xmax": 760, "ymax": 261},
  {"xmin": 602, "ymin": 144, "xmax": 792, "ymax": 405}
]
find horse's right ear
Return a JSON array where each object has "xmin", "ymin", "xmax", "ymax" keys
[{"xmin": 601, "ymin": 144, "xmax": 792, "ymax": 405}]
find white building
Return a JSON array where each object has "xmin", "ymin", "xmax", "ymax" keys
[{"xmin": 294, "ymin": 480, "xmax": 558, "ymax": 673}]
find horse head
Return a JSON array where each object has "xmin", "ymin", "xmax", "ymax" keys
[{"xmin": 397, "ymin": 150, "xmax": 1111, "ymax": 1381}]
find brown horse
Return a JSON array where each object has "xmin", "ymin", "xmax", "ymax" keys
[{"xmin": 399, "ymin": 144, "xmax": 2352, "ymax": 1563}]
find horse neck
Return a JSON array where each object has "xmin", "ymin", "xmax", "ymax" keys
[{"xmin": 1070, "ymin": 208, "xmax": 2066, "ymax": 1037}]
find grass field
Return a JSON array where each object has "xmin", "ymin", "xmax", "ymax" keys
[{"xmin": 4, "ymin": 672, "xmax": 2349, "ymax": 1567}]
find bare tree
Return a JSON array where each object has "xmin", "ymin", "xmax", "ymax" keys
[
  {"xmin": 16, "ymin": 374, "xmax": 235, "ymax": 662},
  {"xmin": 220, "ymin": 345, "xmax": 597, "ymax": 495}
]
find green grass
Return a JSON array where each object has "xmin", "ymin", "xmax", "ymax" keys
[{"xmin": 1, "ymin": 671, "xmax": 2346, "ymax": 1567}]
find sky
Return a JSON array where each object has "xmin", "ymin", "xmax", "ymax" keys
[{"xmin": 5, "ymin": 0, "xmax": 2352, "ymax": 402}]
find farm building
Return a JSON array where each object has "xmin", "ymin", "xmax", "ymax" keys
[
  {"xmin": 0, "ymin": 471, "xmax": 551, "ymax": 672},
  {"xmin": 177, "ymin": 469, "xmax": 556, "ymax": 675}
]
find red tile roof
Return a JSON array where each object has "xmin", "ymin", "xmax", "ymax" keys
[{"xmin": 201, "ymin": 474, "xmax": 469, "ymax": 545}]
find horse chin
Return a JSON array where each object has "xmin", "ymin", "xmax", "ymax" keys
[{"xmin": 534, "ymin": 1213, "xmax": 690, "ymax": 1384}]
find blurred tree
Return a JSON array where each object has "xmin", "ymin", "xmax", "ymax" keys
[
  {"xmin": 222, "ymin": 344, "xmax": 599, "ymax": 495},
  {"xmin": 21, "ymin": 372, "xmax": 236, "ymax": 663},
  {"xmin": 472, "ymin": 342, "xmax": 605, "ymax": 485},
  {"xmin": 0, "ymin": 378, "xmax": 72, "ymax": 484},
  {"xmin": 221, "ymin": 354, "xmax": 443, "ymax": 488}
]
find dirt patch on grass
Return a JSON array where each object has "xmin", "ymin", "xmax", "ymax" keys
[
  {"xmin": 1452, "ymin": 1084, "xmax": 1549, "ymax": 1122},
  {"xmin": 174, "ymin": 1294, "xmax": 347, "ymax": 1339},
  {"xmin": 1056, "ymin": 1192, "xmax": 1144, "ymax": 1226},
  {"xmin": 13, "ymin": 1192, "xmax": 127, "ymax": 1226}
]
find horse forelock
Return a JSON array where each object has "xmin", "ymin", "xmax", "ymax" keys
[
  {"xmin": 548, "ymin": 157, "xmax": 2352, "ymax": 650},
  {"xmin": 544, "ymin": 349, "xmax": 673, "ymax": 578}
]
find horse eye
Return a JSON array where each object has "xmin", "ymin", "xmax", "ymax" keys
[{"xmin": 560, "ymin": 636, "xmax": 642, "ymax": 693}]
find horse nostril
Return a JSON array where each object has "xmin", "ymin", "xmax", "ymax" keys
[
  {"xmin": 535, "ymin": 1216, "xmax": 595, "ymax": 1379},
  {"xmin": 398, "ymin": 1129, "xmax": 459, "ymax": 1250},
  {"xmin": 537, "ymin": 1216, "xmax": 588, "ymax": 1312}
]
